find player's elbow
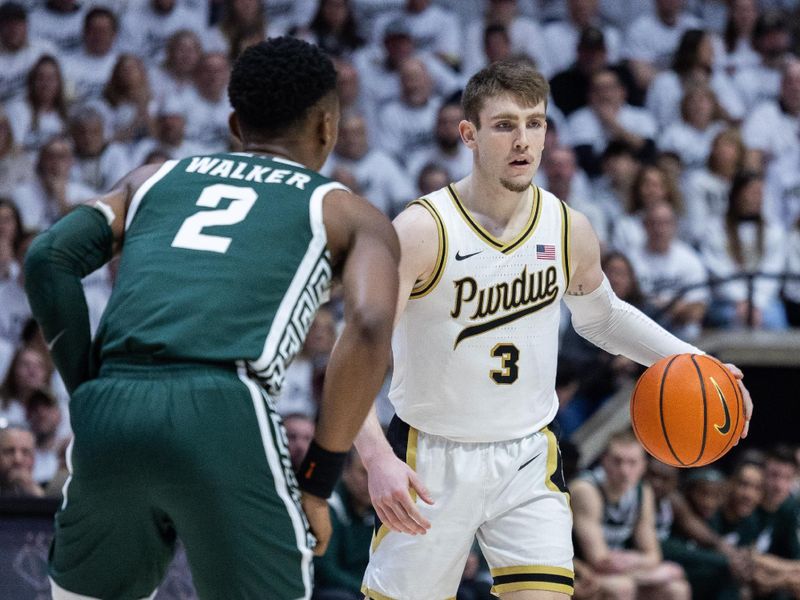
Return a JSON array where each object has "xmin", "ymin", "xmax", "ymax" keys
[{"xmin": 348, "ymin": 303, "xmax": 394, "ymax": 349}]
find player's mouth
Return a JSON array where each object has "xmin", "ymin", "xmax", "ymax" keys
[{"xmin": 508, "ymin": 158, "xmax": 531, "ymax": 170}]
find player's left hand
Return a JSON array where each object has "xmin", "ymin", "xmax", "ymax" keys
[
  {"xmin": 301, "ymin": 492, "xmax": 332, "ymax": 556},
  {"xmin": 724, "ymin": 363, "xmax": 752, "ymax": 441}
]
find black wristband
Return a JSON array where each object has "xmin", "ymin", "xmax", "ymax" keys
[{"xmin": 296, "ymin": 440, "xmax": 348, "ymax": 499}]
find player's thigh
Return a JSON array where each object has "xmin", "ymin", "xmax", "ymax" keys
[
  {"xmin": 49, "ymin": 378, "xmax": 178, "ymax": 599},
  {"xmin": 163, "ymin": 372, "xmax": 313, "ymax": 600},
  {"xmin": 478, "ymin": 429, "xmax": 574, "ymax": 598},
  {"xmin": 363, "ymin": 419, "xmax": 483, "ymax": 600}
]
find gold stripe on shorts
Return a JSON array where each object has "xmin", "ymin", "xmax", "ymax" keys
[{"xmin": 490, "ymin": 565, "xmax": 575, "ymax": 596}]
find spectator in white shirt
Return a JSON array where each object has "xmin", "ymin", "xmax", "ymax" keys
[
  {"xmin": 372, "ymin": 0, "xmax": 461, "ymax": 69},
  {"xmin": 613, "ymin": 163, "xmax": 685, "ymax": 251},
  {"xmin": 30, "ymin": 0, "xmax": 85, "ymax": 55},
  {"xmin": 701, "ymin": 170, "xmax": 788, "ymax": 329},
  {"xmin": 353, "ymin": 18, "xmax": 460, "ymax": 118},
  {"xmin": 0, "ymin": 199, "xmax": 25, "ymax": 359},
  {"xmin": 130, "ymin": 97, "xmax": 205, "ymax": 165},
  {"xmin": 716, "ymin": 0, "xmax": 760, "ymax": 76},
  {"xmin": 646, "ymin": 29, "xmax": 744, "ymax": 131},
  {"xmin": 732, "ymin": 11, "xmax": 791, "ymax": 110},
  {"xmin": 568, "ymin": 68, "xmax": 657, "ymax": 178},
  {"xmin": 406, "ymin": 100, "xmax": 472, "ymax": 184},
  {"xmin": 462, "ymin": 0, "xmax": 553, "ymax": 78},
  {"xmin": 302, "ymin": 0, "xmax": 365, "ymax": 59},
  {"xmin": 332, "ymin": 57, "xmax": 379, "ymax": 146},
  {"xmin": 0, "ymin": 1, "xmax": 57, "ymax": 104},
  {"xmin": 12, "ymin": 136, "xmax": 95, "ymax": 232},
  {"xmin": 5, "ymin": 55, "xmax": 68, "ymax": 153},
  {"xmin": 598, "ymin": 0, "xmax": 654, "ymax": 31},
  {"xmin": 185, "ymin": 51, "xmax": 231, "ymax": 153},
  {"xmin": 376, "ymin": 56, "xmax": 441, "ymax": 161},
  {"xmin": 150, "ymin": 29, "xmax": 203, "ymax": 106},
  {"xmin": 60, "ymin": 7, "xmax": 120, "ymax": 104},
  {"xmin": 591, "ymin": 139, "xmax": 641, "ymax": 225},
  {"xmin": 684, "ymin": 128, "xmax": 745, "ymax": 244},
  {"xmin": 624, "ymin": 0, "xmax": 702, "ymax": 88},
  {"xmin": 783, "ymin": 222, "xmax": 800, "ymax": 326},
  {"xmin": 322, "ymin": 111, "xmax": 415, "ymax": 217},
  {"xmin": 658, "ymin": 84, "xmax": 726, "ymax": 172},
  {"xmin": 543, "ymin": 0, "xmax": 623, "ymax": 76},
  {"xmin": 68, "ymin": 106, "xmax": 130, "ymax": 194},
  {"xmin": 741, "ymin": 58, "xmax": 800, "ymax": 168},
  {"xmin": 542, "ymin": 145, "xmax": 609, "ymax": 244},
  {"xmin": 0, "ymin": 108, "xmax": 33, "ymax": 197},
  {"xmin": 97, "ymin": 54, "xmax": 155, "ymax": 147},
  {"xmin": 764, "ymin": 142, "xmax": 800, "ymax": 230},
  {"xmin": 629, "ymin": 201, "xmax": 708, "ymax": 340},
  {"xmin": 204, "ymin": 0, "xmax": 268, "ymax": 60},
  {"xmin": 118, "ymin": 0, "xmax": 205, "ymax": 65}
]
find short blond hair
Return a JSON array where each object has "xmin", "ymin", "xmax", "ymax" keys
[{"xmin": 462, "ymin": 59, "xmax": 549, "ymax": 128}]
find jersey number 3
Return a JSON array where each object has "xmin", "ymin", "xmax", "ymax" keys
[
  {"xmin": 171, "ymin": 184, "xmax": 258, "ymax": 253},
  {"xmin": 490, "ymin": 343, "xmax": 519, "ymax": 384}
]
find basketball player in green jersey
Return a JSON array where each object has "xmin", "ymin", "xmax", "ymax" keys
[{"xmin": 24, "ymin": 38, "xmax": 399, "ymax": 599}]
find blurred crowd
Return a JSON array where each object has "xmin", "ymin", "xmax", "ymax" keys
[{"xmin": 3, "ymin": 0, "xmax": 800, "ymax": 597}]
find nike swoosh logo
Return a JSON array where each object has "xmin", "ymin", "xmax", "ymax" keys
[
  {"xmin": 455, "ymin": 250, "xmax": 483, "ymax": 261},
  {"xmin": 518, "ymin": 452, "xmax": 542, "ymax": 471},
  {"xmin": 710, "ymin": 376, "xmax": 731, "ymax": 435},
  {"xmin": 46, "ymin": 330, "xmax": 65, "ymax": 352}
]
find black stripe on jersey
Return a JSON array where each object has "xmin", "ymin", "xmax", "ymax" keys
[
  {"xmin": 447, "ymin": 184, "xmax": 504, "ymax": 249},
  {"xmin": 409, "ymin": 199, "xmax": 447, "ymax": 298},
  {"xmin": 502, "ymin": 186, "xmax": 542, "ymax": 255},
  {"xmin": 559, "ymin": 200, "xmax": 571, "ymax": 288},
  {"xmin": 454, "ymin": 293, "xmax": 558, "ymax": 347},
  {"xmin": 493, "ymin": 573, "xmax": 574, "ymax": 587}
]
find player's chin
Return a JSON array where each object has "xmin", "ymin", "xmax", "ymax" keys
[{"xmin": 499, "ymin": 174, "xmax": 533, "ymax": 193}]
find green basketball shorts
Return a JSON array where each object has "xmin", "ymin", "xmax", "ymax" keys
[{"xmin": 49, "ymin": 362, "xmax": 313, "ymax": 600}]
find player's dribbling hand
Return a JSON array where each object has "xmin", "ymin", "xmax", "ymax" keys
[
  {"xmin": 724, "ymin": 363, "xmax": 752, "ymax": 441},
  {"xmin": 364, "ymin": 453, "xmax": 434, "ymax": 535},
  {"xmin": 301, "ymin": 492, "xmax": 332, "ymax": 556}
]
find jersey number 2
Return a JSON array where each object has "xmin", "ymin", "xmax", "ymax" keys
[
  {"xmin": 171, "ymin": 184, "xmax": 258, "ymax": 253},
  {"xmin": 490, "ymin": 343, "xmax": 519, "ymax": 384}
]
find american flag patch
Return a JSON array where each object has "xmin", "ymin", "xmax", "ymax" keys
[{"xmin": 536, "ymin": 244, "xmax": 556, "ymax": 260}]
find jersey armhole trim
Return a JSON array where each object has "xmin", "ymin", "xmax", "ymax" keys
[
  {"xmin": 559, "ymin": 199, "xmax": 571, "ymax": 289},
  {"xmin": 124, "ymin": 159, "xmax": 179, "ymax": 231},
  {"xmin": 409, "ymin": 198, "xmax": 447, "ymax": 299}
]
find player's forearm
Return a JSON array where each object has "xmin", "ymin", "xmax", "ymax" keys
[
  {"xmin": 354, "ymin": 406, "xmax": 394, "ymax": 467},
  {"xmin": 565, "ymin": 276, "xmax": 702, "ymax": 367},
  {"xmin": 24, "ymin": 206, "xmax": 113, "ymax": 392}
]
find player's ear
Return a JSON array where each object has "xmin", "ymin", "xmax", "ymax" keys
[
  {"xmin": 317, "ymin": 94, "xmax": 339, "ymax": 149},
  {"xmin": 459, "ymin": 119, "xmax": 477, "ymax": 149},
  {"xmin": 228, "ymin": 112, "xmax": 242, "ymax": 143}
]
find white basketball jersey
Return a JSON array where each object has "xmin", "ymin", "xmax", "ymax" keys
[{"xmin": 390, "ymin": 184, "xmax": 571, "ymax": 442}]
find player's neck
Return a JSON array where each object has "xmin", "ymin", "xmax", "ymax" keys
[
  {"xmin": 243, "ymin": 141, "xmax": 320, "ymax": 170},
  {"xmin": 455, "ymin": 174, "xmax": 531, "ymax": 227}
]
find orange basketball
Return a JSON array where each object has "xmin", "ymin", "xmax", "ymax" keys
[{"xmin": 630, "ymin": 354, "xmax": 744, "ymax": 468}]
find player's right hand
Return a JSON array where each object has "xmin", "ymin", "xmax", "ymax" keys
[
  {"xmin": 301, "ymin": 492, "xmax": 332, "ymax": 556},
  {"xmin": 365, "ymin": 453, "xmax": 433, "ymax": 535}
]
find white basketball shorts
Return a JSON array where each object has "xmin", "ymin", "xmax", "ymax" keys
[{"xmin": 361, "ymin": 416, "xmax": 574, "ymax": 600}]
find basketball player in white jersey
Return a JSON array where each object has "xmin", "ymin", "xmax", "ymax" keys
[{"xmin": 355, "ymin": 59, "xmax": 753, "ymax": 600}]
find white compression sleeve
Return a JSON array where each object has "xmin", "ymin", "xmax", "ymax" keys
[{"xmin": 563, "ymin": 276, "xmax": 703, "ymax": 367}]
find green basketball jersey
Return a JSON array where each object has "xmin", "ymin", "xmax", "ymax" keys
[{"xmin": 94, "ymin": 152, "xmax": 344, "ymax": 394}]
